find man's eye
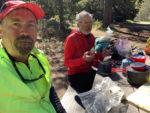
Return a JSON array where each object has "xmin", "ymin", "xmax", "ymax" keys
[
  {"xmin": 28, "ymin": 23, "xmax": 36, "ymax": 27},
  {"xmin": 13, "ymin": 23, "xmax": 21, "ymax": 27}
]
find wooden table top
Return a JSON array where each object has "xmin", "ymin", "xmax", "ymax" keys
[{"xmin": 61, "ymin": 55, "xmax": 150, "ymax": 113}]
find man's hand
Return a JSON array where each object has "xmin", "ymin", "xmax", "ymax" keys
[
  {"xmin": 102, "ymin": 47, "xmax": 111, "ymax": 58},
  {"xmin": 83, "ymin": 51, "xmax": 95, "ymax": 62}
]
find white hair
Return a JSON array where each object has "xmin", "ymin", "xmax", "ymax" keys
[{"xmin": 76, "ymin": 10, "xmax": 92, "ymax": 23}]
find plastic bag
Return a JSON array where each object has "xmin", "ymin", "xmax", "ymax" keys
[
  {"xmin": 95, "ymin": 27, "xmax": 113, "ymax": 53},
  {"xmin": 99, "ymin": 27, "xmax": 113, "ymax": 42},
  {"xmin": 78, "ymin": 77, "xmax": 124, "ymax": 113},
  {"xmin": 115, "ymin": 38, "xmax": 131, "ymax": 57}
]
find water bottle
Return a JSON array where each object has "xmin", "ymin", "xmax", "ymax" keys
[{"xmin": 120, "ymin": 58, "xmax": 134, "ymax": 76}]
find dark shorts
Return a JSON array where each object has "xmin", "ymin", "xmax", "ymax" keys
[{"xmin": 68, "ymin": 69, "xmax": 96, "ymax": 93}]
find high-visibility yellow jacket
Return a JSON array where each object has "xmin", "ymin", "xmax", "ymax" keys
[
  {"xmin": 0, "ymin": 43, "xmax": 56, "ymax": 113},
  {"xmin": 146, "ymin": 37, "xmax": 150, "ymax": 46},
  {"xmin": 145, "ymin": 37, "xmax": 150, "ymax": 55}
]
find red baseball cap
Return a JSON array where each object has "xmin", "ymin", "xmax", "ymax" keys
[{"xmin": 0, "ymin": 0, "xmax": 44, "ymax": 22}]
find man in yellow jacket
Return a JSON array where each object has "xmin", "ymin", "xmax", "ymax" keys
[
  {"xmin": 144, "ymin": 37, "xmax": 150, "ymax": 55},
  {"xmin": 0, "ymin": 1, "xmax": 66, "ymax": 113}
]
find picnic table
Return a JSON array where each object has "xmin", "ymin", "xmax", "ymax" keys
[{"xmin": 61, "ymin": 55, "xmax": 150, "ymax": 113}]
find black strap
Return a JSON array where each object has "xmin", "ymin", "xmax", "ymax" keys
[
  {"xmin": 49, "ymin": 86, "xmax": 67, "ymax": 113},
  {"xmin": 87, "ymin": 39, "xmax": 90, "ymax": 51},
  {"xmin": 5, "ymin": 49, "xmax": 45, "ymax": 83},
  {"xmin": 84, "ymin": 34, "xmax": 91, "ymax": 51}
]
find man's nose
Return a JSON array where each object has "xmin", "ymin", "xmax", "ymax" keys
[{"xmin": 20, "ymin": 25, "xmax": 28, "ymax": 35}]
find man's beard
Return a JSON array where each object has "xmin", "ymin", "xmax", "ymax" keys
[
  {"xmin": 14, "ymin": 35, "xmax": 34, "ymax": 56},
  {"xmin": 84, "ymin": 27, "xmax": 92, "ymax": 34}
]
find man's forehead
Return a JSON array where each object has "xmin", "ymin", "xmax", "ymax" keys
[{"xmin": 81, "ymin": 15, "xmax": 92, "ymax": 20}]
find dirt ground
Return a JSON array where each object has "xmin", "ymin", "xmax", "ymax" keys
[{"xmin": 36, "ymin": 22, "xmax": 150, "ymax": 99}]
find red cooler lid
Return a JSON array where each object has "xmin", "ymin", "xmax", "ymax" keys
[{"xmin": 130, "ymin": 62, "xmax": 146, "ymax": 71}]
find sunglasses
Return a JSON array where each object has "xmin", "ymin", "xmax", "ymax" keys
[{"xmin": 8, "ymin": 53, "xmax": 46, "ymax": 84}]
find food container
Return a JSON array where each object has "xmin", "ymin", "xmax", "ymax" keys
[
  {"xmin": 131, "ymin": 54, "xmax": 146, "ymax": 63},
  {"xmin": 130, "ymin": 62, "xmax": 146, "ymax": 71}
]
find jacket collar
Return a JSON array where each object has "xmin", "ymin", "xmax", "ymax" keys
[
  {"xmin": 0, "ymin": 39, "xmax": 39, "ymax": 62},
  {"xmin": 70, "ymin": 29, "xmax": 92, "ymax": 39}
]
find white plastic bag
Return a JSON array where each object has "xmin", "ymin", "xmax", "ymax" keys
[
  {"xmin": 115, "ymin": 38, "xmax": 132, "ymax": 57},
  {"xmin": 78, "ymin": 77, "xmax": 124, "ymax": 113},
  {"xmin": 99, "ymin": 27, "xmax": 113, "ymax": 42}
]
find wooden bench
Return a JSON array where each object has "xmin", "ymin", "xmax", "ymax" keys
[{"xmin": 61, "ymin": 86, "xmax": 87, "ymax": 113}]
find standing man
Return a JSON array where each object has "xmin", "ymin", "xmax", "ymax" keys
[
  {"xmin": 64, "ymin": 10, "xmax": 110, "ymax": 93},
  {"xmin": 0, "ymin": 1, "xmax": 66, "ymax": 113}
]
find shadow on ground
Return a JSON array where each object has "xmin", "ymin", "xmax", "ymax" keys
[
  {"xmin": 112, "ymin": 22, "xmax": 150, "ymax": 45},
  {"xmin": 36, "ymin": 37, "xmax": 68, "ymax": 98}
]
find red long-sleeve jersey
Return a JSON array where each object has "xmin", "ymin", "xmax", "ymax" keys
[{"xmin": 64, "ymin": 30, "xmax": 103, "ymax": 75}]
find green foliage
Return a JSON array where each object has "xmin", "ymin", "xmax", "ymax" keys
[
  {"xmin": 93, "ymin": 20, "xmax": 102, "ymax": 28},
  {"xmin": 22, "ymin": 0, "xmax": 145, "ymax": 36},
  {"xmin": 113, "ymin": 0, "xmax": 140, "ymax": 20},
  {"xmin": 134, "ymin": 0, "xmax": 150, "ymax": 21},
  {"xmin": 75, "ymin": 0, "xmax": 104, "ymax": 20},
  {"xmin": 0, "ymin": 0, "xmax": 8, "ymax": 7},
  {"xmin": 24, "ymin": 0, "xmax": 56, "ymax": 19}
]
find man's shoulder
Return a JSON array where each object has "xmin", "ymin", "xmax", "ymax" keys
[
  {"xmin": 67, "ymin": 30, "xmax": 80, "ymax": 40},
  {"xmin": 68, "ymin": 33, "xmax": 78, "ymax": 38},
  {"xmin": 89, "ymin": 33, "xmax": 95, "ymax": 38},
  {"xmin": 32, "ymin": 47, "xmax": 44, "ymax": 55}
]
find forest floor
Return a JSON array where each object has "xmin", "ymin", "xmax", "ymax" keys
[{"xmin": 36, "ymin": 22, "xmax": 150, "ymax": 99}]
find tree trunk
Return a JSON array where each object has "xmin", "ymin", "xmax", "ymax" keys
[
  {"xmin": 102, "ymin": 0, "xmax": 113, "ymax": 27},
  {"xmin": 58, "ymin": 0, "xmax": 66, "ymax": 33}
]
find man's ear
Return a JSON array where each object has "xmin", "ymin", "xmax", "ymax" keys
[
  {"xmin": 0, "ymin": 25, "xmax": 2, "ymax": 39},
  {"xmin": 77, "ymin": 22, "xmax": 80, "ymax": 28}
]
